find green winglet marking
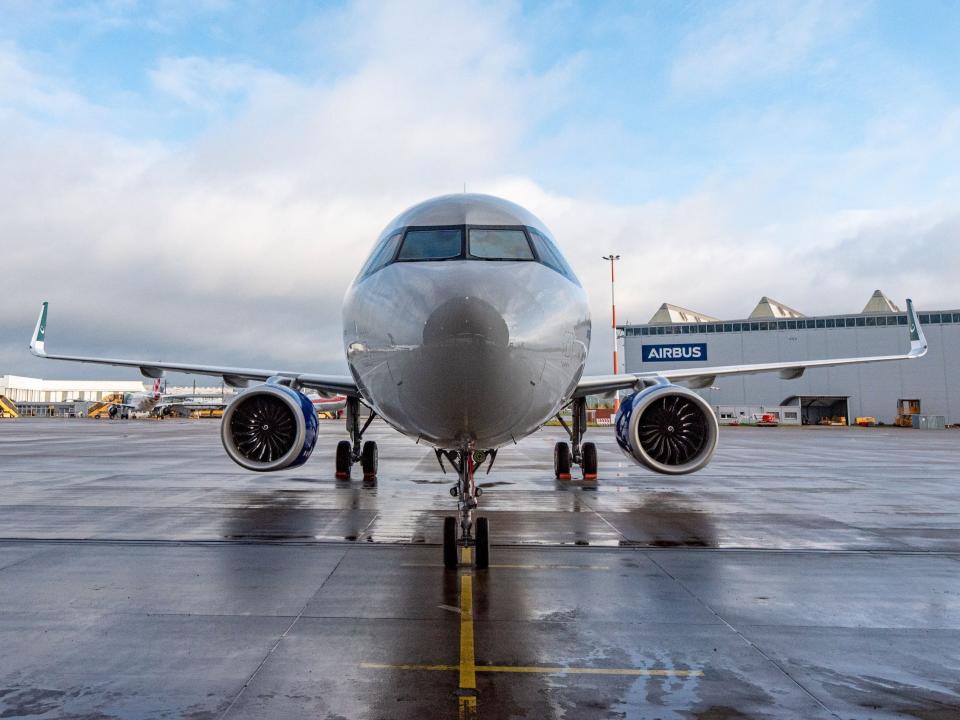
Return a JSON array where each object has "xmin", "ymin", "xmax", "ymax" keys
[
  {"xmin": 37, "ymin": 301, "xmax": 48, "ymax": 342},
  {"xmin": 906, "ymin": 299, "xmax": 920, "ymax": 342}
]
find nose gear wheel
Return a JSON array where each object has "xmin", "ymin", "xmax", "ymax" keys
[{"xmin": 442, "ymin": 447, "xmax": 490, "ymax": 569}]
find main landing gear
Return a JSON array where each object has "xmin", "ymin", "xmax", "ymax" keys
[
  {"xmin": 336, "ymin": 396, "xmax": 379, "ymax": 481},
  {"xmin": 554, "ymin": 396, "xmax": 598, "ymax": 481},
  {"xmin": 437, "ymin": 448, "xmax": 493, "ymax": 570}
]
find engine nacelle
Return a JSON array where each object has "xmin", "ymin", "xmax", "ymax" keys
[
  {"xmin": 221, "ymin": 384, "xmax": 319, "ymax": 472},
  {"xmin": 615, "ymin": 384, "xmax": 718, "ymax": 475}
]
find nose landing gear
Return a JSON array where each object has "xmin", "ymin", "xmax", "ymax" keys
[
  {"xmin": 554, "ymin": 397, "xmax": 598, "ymax": 481},
  {"xmin": 440, "ymin": 448, "xmax": 490, "ymax": 570},
  {"xmin": 336, "ymin": 396, "xmax": 379, "ymax": 481}
]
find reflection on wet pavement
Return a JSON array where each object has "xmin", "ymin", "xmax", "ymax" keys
[{"xmin": 0, "ymin": 419, "xmax": 958, "ymax": 719}]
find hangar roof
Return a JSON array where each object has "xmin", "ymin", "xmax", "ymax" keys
[
  {"xmin": 862, "ymin": 289, "xmax": 901, "ymax": 314},
  {"xmin": 642, "ymin": 290, "xmax": 907, "ymax": 326},
  {"xmin": 648, "ymin": 303, "xmax": 719, "ymax": 324},
  {"xmin": 749, "ymin": 296, "xmax": 805, "ymax": 319}
]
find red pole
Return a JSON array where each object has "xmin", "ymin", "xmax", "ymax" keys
[
  {"xmin": 608, "ymin": 255, "xmax": 620, "ymax": 412},
  {"xmin": 611, "ymin": 256, "xmax": 617, "ymax": 374}
]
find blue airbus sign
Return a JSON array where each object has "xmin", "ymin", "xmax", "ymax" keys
[{"xmin": 642, "ymin": 343, "xmax": 707, "ymax": 362}]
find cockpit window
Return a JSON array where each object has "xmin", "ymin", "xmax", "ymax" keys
[
  {"xmin": 356, "ymin": 223, "xmax": 580, "ymax": 287},
  {"xmin": 359, "ymin": 231, "xmax": 403, "ymax": 278},
  {"xmin": 468, "ymin": 228, "xmax": 534, "ymax": 260},
  {"xmin": 528, "ymin": 228, "xmax": 579, "ymax": 284},
  {"xmin": 397, "ymin": 228, "xmax": 463, "ymax": 261}
]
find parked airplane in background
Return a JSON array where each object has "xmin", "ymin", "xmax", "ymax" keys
[
  {"xmin": 312, "ymin": 394, "xmax": 347, "ymax": 419},
  {"xmin": 90, "ymin": 378, "xmax": 164, "ymax": 418},
  {"xmin": 151, "ymin": 392, "xmax": 230, "ymax": 418},
  {"xmin": 29, "ymin": 194, "xmax": 928, "ymax": 568}
]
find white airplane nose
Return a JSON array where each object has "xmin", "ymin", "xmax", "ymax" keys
[{"xmin": 344, "ymin": 260, "xmax": 589, "ymax": 449}]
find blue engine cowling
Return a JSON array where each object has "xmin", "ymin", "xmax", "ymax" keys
[
  {"xmin": 221, "ymin": 384, "xmax": 319, "ymax": 471},
  {"xmin": 615, "ymin": 383, "xmax": 718, "ymax": 475}
]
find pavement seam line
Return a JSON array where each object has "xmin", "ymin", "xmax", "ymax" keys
[
  {"xmin": 2, "ymin": 539, "xmax": 958, "ymax": 557},
  {"xmin": 0, "ymin": 547, "xmax": 59, "ymax": 574},
  {"xmin": 644, "ymin": 551, "xmax": 842, "ymax": 720},
  {"xmin": 215, "ymin": 547, "xmax": 349, "ymax": 720},
  {"xmin": 360, "ymin": 662, "xmax": 703, "ymax": 676},
  {"xmin": 566, "ymin": 491, "xmax": 632, "ymax": 544}
]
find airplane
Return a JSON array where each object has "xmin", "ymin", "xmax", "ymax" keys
[
  {"xmin": 83, "ymin": 378, "xmax": 165, "ymax": 419},
  {"xmin": 311, "ymin": 394, "xmax": 347, "ymax": 419},
  {"xmin": 28, "ymin": 193, "xmax": 928, "ymax": 569},
  {"xmin": 151, "ymin": 392, "xmax": 231, "ymax": 418},
  {"xmin": 87, "ymin": 379, "xmax": 232, "ymax": 419},
  {"xmin": 154, "ymin": 390, "xmax": 343, "ymax": 419}
]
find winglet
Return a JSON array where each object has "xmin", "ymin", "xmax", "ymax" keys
[
  {"xmin": 905, "ymin": 298, "xmax": 927, "ymax": 358},
  {"xmin": 30, "ymin": 301, "xmax": 48, "ymax": 356}
]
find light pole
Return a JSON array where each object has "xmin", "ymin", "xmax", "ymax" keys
[{"xmin": 602, "ymin": 254, "xmax": 621, "ymax": 411}]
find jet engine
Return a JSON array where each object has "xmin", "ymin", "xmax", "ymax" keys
[
  {"xmin": 221, "ymin": 384, "xmax": 319, "ymax": 471},
  {"xmin": 614, "ymin": 384, "xmax": 718, "ymax": 475}
]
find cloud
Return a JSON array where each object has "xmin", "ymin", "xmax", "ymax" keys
[
  {"xmin": 0, "ymin": 41, "xmax": 99, "ymax": 119},
  {"xmin": 0, "ymin": 0, "xmax": 957, "ymax": 387},
  {"xmin": 149, "ymin": 56, "xmax": 276, "ymax": 110},
  {"xmin": 671, "ymin": 0, "xmax": 865, "ymax": 94},
  {"xmin": 0, "ymin": 1, "xmax": 579, "ymax": 379}
]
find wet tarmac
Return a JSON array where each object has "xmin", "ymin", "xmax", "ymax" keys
[{"xmin": 1, "ymin": 418, "xmax": 958, "ymax": 719}]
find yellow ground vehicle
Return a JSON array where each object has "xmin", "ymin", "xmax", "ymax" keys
[
  {"xmin": 0, "ymin": 395, "xmax": 18, "ymax": 418},
  {"xmin": 85, "ymin": 393, "xmax": 125, "ymax": 419},
  {"xmin": 191, "ymin": 408, "xmax": 224, "ymax": 419}
]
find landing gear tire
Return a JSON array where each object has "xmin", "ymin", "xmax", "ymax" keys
[
  {"xmin": 474, "ymin": 516, "xmax": 489, "ymax": 569},
  {"xmin": 582, "ymin": 441, "xmax": 598, "ymax": 481},
  {"xmin": 335, "ymin": 440, "xmax": 352, "ymax": 479},
  {"xmin": 554, "ymin": 441, "xmax": 571, "ymax": 479},
  {"xmin": 443, "ymin": 516, "xmax": 458, "ymax": 569},
  {"xmin": 361, "ymin": 440, "xmax": 378, "ymax": 480}
]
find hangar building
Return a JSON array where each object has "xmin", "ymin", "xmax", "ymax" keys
[
  {"xmin": 0, "ymin": 375, "xmax": 148, "ymax": 403},
  {"xmin": 620, "ymin": 291, "xmax": 959, "ymax": 425}
]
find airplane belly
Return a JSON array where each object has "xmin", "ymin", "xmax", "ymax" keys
[{"xmin": 343, "ymin": 262, "xmax": 590, "ymax": 448}]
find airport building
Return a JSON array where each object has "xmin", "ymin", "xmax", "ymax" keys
[
  {"xmin": 0, "ymin": 376, "xmax": 233, "ymax": 418},
  {"xmin": 620, "ymin": 291, "xmax": 959, "ymax": 425},
  {"xmin": 0, "ymin": 375, "xmax": 148, "ymax": 404},
  {"xmin": 0, "ymin": 375, "xmax": 150, "ymax": 417}
]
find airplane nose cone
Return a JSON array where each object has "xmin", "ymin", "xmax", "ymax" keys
[
  {"xmin": 394, "ymin": 294, "xmax": 537, "ymax": 447},
  {"xmin": 422, "ymin": 297, "xmax": 509, "ymax": 348}
]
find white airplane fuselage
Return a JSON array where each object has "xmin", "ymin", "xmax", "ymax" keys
[{"xmin": 342, "ymin": 195, "xmax": 591, "ymax": 449}]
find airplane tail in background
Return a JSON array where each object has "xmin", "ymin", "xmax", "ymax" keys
[{"xmin": 152, "ymin": 378, "xmax": 165, "ymax": 400}]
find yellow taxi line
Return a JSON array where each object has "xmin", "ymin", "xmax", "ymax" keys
[{"xmin": 459, "ymin": 573, "xmax": 476, "ymax": 689}]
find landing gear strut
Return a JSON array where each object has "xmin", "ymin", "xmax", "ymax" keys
[
  {"xmin": 440, "ymin": 448, "xmax": 489, "ymax": 570},
  {"xmin": 336, "ymin": 396, "xmax": 378, "ymax": 481},
  {"xmin": 554, "ymin": 397, "xmax": 598, "ymax": 481}
]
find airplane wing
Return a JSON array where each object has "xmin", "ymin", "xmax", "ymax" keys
[
  {"xmin": 574, "ymin": 298, "xmax": 928, "ymax": 397},
  {"xmin": 29, "ymin": 302, "xmax": 360, "ymax": 397}
]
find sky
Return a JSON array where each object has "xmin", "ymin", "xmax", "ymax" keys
[{"xmin": 1, "ymin": 0, "xmax": 958, "ymax": 381}]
